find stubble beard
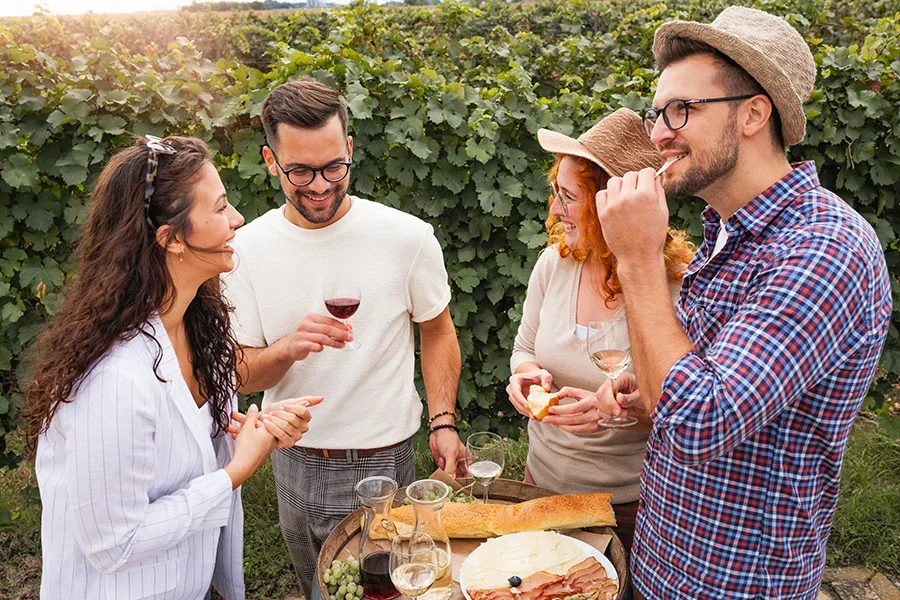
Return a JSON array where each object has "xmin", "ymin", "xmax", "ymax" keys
[
  {"xmin": 285, "ymin": 182, "xmax": 350, "ymax": 225},
  {"xmin": 664, "ymin": 114, "xmax": 740, "ymax": 198}
]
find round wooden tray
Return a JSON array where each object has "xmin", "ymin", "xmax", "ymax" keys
[{"xmin": 318, "ymin": 478, "xmax": 628, "ymax": 600}]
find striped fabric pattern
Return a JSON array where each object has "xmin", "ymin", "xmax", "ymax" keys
[
  {"xmin": 36, "ymin": 316, "xmax": 245, "ymax": 599},
  {"xmin": 632, "ymin": 162, "xmax": 892, "ymax": 599}
]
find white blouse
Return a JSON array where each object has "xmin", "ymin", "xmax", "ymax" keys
[{"xmin": 35, "ymin": 315, "xmax": 245, "ymax": 599}]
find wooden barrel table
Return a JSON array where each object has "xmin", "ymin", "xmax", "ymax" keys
[{"xmin": 317, "ymin": 478, "xmax": 628, "ymax": 600}]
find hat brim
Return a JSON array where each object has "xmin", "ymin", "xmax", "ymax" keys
[
  {"xmin": 653, "ymin": 21, "xmax": 807, "ymax": 146},
  {"xmin": 537, "ymin": 128, "xmax": 624, "ymax": 178}
]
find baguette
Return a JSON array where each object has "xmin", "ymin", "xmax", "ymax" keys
[
  {"xmin": 526, "ymin": 385, "xmax": 559, "ymax": 421},
  {"xmin": 368, "ymin": 492, "xmax": 615, "ymax": 539}
]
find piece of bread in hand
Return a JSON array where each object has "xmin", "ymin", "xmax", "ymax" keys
[{"xmin": 527, "ymin": 385, "xmax": 559, "ymax": 420}]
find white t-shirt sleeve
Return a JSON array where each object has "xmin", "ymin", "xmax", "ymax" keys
[
  {"xmin": 407, "ymin": 224, "xmax": 452, "ymax": 323},
  {"xmin": 221, "ymin": 257, "xmax": 266, "ymax": 348}
]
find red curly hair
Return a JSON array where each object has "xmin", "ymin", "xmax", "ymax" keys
[{"xmin": 546, "ymin": 155, "xmax": 696, "ymax": 306}]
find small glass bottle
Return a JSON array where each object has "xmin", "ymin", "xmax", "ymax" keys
[
  {"xmin": 355, "ymin": 476, "xmax": 400, "ymax": 600},
  {"xmin": 405, "ymin": 480, "xmax": 453, "ymax": 600}
]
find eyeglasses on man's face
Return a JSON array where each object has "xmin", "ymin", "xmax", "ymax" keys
[
  {"xmin": 269, "ymin": 148, "xmax": 352, "ymax": 187},
  {"xmin": 642, "ymin": 95, "xmax": 757, "ymax": 137}
]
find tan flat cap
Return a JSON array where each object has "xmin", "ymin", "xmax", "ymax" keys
[
  {"xmin": 653, "ymin": 6, "xmax": 816, "ymax": 146},
  {"xmin": 537, "ymin": 108, "xmax": 662, "ymax": 177}
]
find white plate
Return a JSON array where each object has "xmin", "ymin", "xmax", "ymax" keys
[{"xmin": 459, "ymin": 532, "xmax": 618, "ymax": 600}]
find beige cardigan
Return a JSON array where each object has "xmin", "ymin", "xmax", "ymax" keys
[{"xmin": 510, "ymin": 244, "xmax": 681, "ymax": 504}]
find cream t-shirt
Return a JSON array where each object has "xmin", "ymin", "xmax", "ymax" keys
[
  {"xmin": 222, "ymin": 197, "xmax": 451, "ymax": 449},
  {"xmin": 510, "ymin": 245, "xmax": 681, "ymax": 504}
]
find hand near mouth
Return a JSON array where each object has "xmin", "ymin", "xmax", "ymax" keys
[{"xmin": 595, "ymin": 167, "xmax": 670, "ymax": 268}]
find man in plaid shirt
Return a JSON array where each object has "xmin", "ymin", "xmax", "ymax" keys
[{"xmin": 592, "ymin": 6, "xmax": 892, "ymax": 599}]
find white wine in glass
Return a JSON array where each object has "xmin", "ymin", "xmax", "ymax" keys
[
  {"xmin": 390, "ymin": 534, "xmax": 437, "ymax": 600},
  {"xmin": 465, "ymin": 432, "xmax": 504, "ymax": 503},
  {"xmin": 587, "ymin": 318, "xmax": 638, "ymax": 428}
]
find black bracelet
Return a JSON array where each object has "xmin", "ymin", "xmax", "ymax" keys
[
  {"xmin": 427, "ymin": 410, "xmax": 455, "ymax": 425},
  {"xmin": 428, "ymin": 423, "xmax": 459, "ymax": 436}
]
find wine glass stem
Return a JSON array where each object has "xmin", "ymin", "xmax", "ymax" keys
[
  {"xmin": 609, "ymin": 374, "xmax": 619, "ymax": 419},
  {"xmin": 482, "ymin": 482, "xmax": 489, "ymax": 504}
]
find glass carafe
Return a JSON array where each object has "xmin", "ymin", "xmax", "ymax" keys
[
  {"xmin": 405, "ymin": 480, "xmax": 452, "ymax": 600},
  {"xmin": 355, "ymin": 476, "xmax": 400, "ymax": 600}
]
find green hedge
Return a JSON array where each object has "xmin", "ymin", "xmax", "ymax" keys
[{"xmin": 1, "ymin": 0, "xmax": 898, "ymax": 466}]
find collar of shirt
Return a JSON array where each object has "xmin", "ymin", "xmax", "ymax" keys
[
  {"xmin": 726, "ymin": 160, "xmax": 821, "ymax": 238},
  {"xmin": 693, "ymin": 161, "xmax": 820, "ymax": 270}
]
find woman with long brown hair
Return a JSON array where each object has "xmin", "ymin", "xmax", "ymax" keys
[
  {"xmin": 25, "ymin": 136, "xmax": 319, "ymax": 599},
  {"xmin": 506, "ymin": 109, "xmax": 695, "ymax": 554}
]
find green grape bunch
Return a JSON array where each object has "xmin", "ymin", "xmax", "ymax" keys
[{"xmin": 323, "ymin": 555, "xmax": 364, "ymax": 600}]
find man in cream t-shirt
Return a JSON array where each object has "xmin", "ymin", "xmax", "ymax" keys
[{"xmin": 222, "ymin": 79, "xmax": 464, "ymax": 599}]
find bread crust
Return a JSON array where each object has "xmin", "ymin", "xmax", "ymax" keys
[{"xmin": 368, "ymin": 492, "xmax": 616, "ymax": 539}]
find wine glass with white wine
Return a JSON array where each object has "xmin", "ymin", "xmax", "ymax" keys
[
  {"xmin": 389, "ymin": 533, "xmax": 437, "ymax": 600},
  {"xmin": 465, "ymin": 432, "xmax": 504, "ymax": 504},
  {"xmin": 587, "ymin": 316, "xmax": 638, "ymax": 428}
]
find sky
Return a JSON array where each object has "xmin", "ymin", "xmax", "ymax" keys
[{"xmin": 0, "ymin": 0, "xmax": 347, "ymax": 17}]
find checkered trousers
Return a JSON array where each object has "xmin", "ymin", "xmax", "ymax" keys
[{"xmin": 270, "ymin": 441, "xmax": 416, "ymax": 600}]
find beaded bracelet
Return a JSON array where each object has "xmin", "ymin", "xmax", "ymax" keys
[
  {"xmin": 427, "ymin": 410, "xmax": 455, "ymax": 425},
  {"xmin": 428, "ymin": 423, "xmax": 460, "ymax": 436}
]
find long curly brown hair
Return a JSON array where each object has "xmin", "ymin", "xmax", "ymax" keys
[
  {"xmin": 24, "ymin": 136, "xmax": 240, "ymax": 453},
  {"xmin": 546, "ymin": 155, "xmax": 696, "ymax": 305}
]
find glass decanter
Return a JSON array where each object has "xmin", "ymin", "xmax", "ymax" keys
[
  {"xmin": 405, "ymin": 480, "xmax": 453, "ymax": 600},
  {"xmin": 355, "ymin": 476, "xmax": 400, "ymax": 600}
]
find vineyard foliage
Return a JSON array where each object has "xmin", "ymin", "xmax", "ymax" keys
[{"xmin": 0, "ymin": 0, "xmax": 898, "ymax": 464}]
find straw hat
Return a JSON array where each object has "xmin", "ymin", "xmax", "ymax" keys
[
  {"xmin": 537, "ymin": 108, "xmax": 662, "ymax": 177},
  {"xmin": 653, "ymin": 6, "xmax": 816, "ymax": 146}
]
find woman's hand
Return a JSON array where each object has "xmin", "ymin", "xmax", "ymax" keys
[
  {"xmin": 593, "ymin": 373, "xmax": 642, "ymax": 423},
  {"xmin": 542, "ymin": 387, "xmax": 602, "ymax": 434},
  {"xmin": 228, "ymin": 396, "xmax": 323, "ymax": 448},
  {"xmin": 224, "ymin": 404, "xmax": 278, "ymax": 489},
  {"xmin": 506, "ymin": 369, "xmax": 553, "ymax": 418}
]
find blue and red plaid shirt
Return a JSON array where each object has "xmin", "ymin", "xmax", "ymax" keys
[{"xmin": 632, "ymin": 162, "xmax": 892, "ymax": 599}]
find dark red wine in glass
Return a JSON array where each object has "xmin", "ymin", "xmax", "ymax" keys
[
  {"xmin": 325, "ymin": 298, "xmax": 360, "ymax": 319},
  {"xmin": 323, "ymin": 283, "xmax": 361, "ymax": 350},
  {"xmin": 361, "ymin": 551, "xmax": 399, "ymax": 600}
]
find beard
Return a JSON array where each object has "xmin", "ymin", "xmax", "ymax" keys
[
  {"xmin": 663, "ymin": 112, "xmax": 739, "ymax": 198},
  {"xmin": 284, "ymin": 180, "xmax": 350, "ymax": 225}
]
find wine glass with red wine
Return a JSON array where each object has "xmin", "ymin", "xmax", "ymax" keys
[{"xmin": 323, "ymin": 283, "xmax": 361, "ymax": 350}]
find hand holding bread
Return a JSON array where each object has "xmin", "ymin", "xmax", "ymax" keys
[
  {"xmin": 542, "ymin": 387, "xmax": 603, "ymax": 434},
  {"xmin": 507, "ymin": 368, "xmax": 553, "ymax": 418}
]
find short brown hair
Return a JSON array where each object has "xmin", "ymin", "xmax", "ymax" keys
[
  {"xmin": 261, "ymin": 78, "xmax": 349, "ymax": 147},
  {"xmin": 656, "ymin": 37, "xmax": 784, "ymax": 149}
]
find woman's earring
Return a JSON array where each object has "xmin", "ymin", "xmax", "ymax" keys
[{"xmin": 179, "ymin": 252, "xmax": 184, "ymax": 263}]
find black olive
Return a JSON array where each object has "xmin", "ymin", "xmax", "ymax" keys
[{"xmin": 509, "ymin": 576, "xmax": 522, "ymax": 587}]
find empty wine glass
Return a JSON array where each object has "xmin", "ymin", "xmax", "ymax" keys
[
  {"xmin": 389, "ymin": 533, "xmax": 437, "ymax": 600},
  {"xmin": 465, "ymin": 432, "xmax": 504, "ymax": 504},
  {"xmin": 323, "ymin": 282, "xmax": 361, "ymax": 350},
  {"xmin": 587, "ymin": 317, "xmax": 637, "ymax": 428}
]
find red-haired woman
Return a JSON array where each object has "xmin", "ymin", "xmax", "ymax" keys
[
  {"xmin": 506, "ymin": 109, "xmax": 695, "ymax": 553},
  {"xmin": 25, "ymin": 136, "xmax": 319, "ymax": 599}
]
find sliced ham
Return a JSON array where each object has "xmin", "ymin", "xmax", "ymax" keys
[{"xmin": 467, "ymin": 556, "xmax": 618, "ymax": 600}]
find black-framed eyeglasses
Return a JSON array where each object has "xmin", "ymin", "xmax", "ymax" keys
[
  {"xmin": 643, "ymin": 95, "xmax": 756, "ymax": 137},
  {"xmin": 269, "ymin": 149, "xmax": 352, "ymax": 187},
  {"xmin": 144, "ymin": 135, "xmax": 177, "ymax": 229},
  {"xmin": 551, "ymin": 181, "xmax": 583, "ymax": 218}
]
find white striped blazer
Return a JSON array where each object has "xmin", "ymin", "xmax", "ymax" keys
[{"xmin": 36, "ymin": 316, "xmax": 245, "ymax": 599}]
